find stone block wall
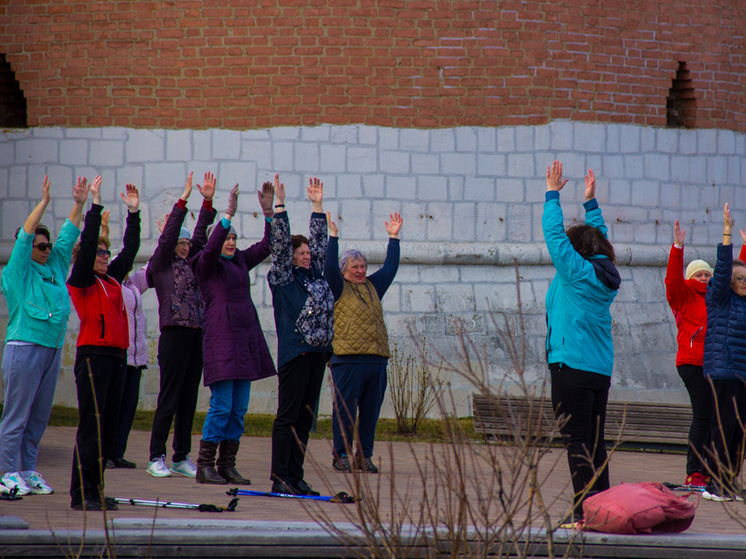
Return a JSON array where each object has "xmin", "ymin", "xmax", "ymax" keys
[{"xmin": 1, "ymin": 121, "xmax": 744, "ymax": 417}]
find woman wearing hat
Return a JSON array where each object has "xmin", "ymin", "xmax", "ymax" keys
[
  {"xmin": 664, "ymin": 219, "xmax": 713, "ymax": 488},
  {"xmin": 145, "ymin": 171, "xmax": 217, "ymax": 478}
]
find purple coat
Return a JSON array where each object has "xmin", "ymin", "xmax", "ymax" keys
[{"xmin": 192, "ymin": 219, "xmax": 277, "ymax": 386}]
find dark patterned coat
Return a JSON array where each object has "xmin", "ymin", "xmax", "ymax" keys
[
  {"xmin": 267, "ymin": 211, "xmax": 334, "ymax": 368},
  {"xmin": 191, "ymin": 219, "xmax": 277, "ymax": 386}
]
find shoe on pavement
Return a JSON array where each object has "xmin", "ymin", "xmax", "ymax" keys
[
  {"xmin": 685, "ymin": 472, "xmax": 708, "ymax": 488},
  {"xmin": 112, "ymin": 457, "xmax": 137, "ymax": 469},
  {"xmin": 360, "ymin": 456, "xmax": 379, "ymax": 474},
  {"xmin": 294, "ymin": 479, "xmax": 320, "ymax": 496},
  {"xmin": 22, "ymin": 471, "xmax": 54, "ymax": 495},
  {"xmin": 703, "ymin": 489, "xmax": 733, "ymax": 502},
  {"xmin": 71, "ymin": 498, "xmax": 103, "ymax": 511},
  {"xmin": 1, "ymin": 472, "xmax": 31, "ymax": 496},
  {"xmin": 332, "ymin": 455, "xmax": 351, "ymax": 473},
  {"xmin": 271, "ymin": 480, "xmax": 298, "ymax": 495},
  {"xmin": 170, "ymin": 456, "xmax": 197, "ymax": 477},
  {"xmin": 146, "ymin": 455, "xmax": 172, "ymax": 478}
]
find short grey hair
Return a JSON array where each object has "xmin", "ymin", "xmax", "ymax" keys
[{"xmin": 340, "ymin": 249, "xmax": 367, "ymax": 273}]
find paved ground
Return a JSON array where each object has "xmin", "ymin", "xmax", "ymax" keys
[{"xmin": 2, "ymin": 425, "xmax": 746, "ymax": 536}]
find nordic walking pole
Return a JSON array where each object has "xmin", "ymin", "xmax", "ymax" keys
[
  {"xmin": 114, "ymin": 496, "xmax": 239, "ymax": 512},
  {"xmin": 227, "ymin": 487, "xmax": 357, "ymax": 503}
]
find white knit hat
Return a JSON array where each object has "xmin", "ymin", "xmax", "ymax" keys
[{"xmin": 685, "ymin": 259, "xmax": 713, "ymax": 280}]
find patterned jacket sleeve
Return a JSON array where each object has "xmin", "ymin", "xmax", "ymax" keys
[
  {"xmin": 268, "ymin": 213, "xmax": 293, "ymax": 287},
  {"xmin": 309, "ymin": 212, "xmax": 328, "ymax": 277}
]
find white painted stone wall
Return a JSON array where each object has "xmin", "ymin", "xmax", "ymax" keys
[{"xmin": 0, "ymin": 122, "xmax": 743, "ymax": 418}]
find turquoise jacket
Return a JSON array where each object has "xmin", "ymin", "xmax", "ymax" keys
[
  {"xmin": 1, "ymin": 219, "xmax": 80, "ymax": 348},
  {"xmin": 543, "ymin": 191, "xmax": 619, "ymax": 376}
]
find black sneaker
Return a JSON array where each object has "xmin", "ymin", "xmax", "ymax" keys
[
  {"xmin": 103, "ymin": 496, "xmax": 119, "ymax": 510},
  {"xmin": 360, "ymin": 456, "xmax": 379, "ymax": 474},
  {"xmin": 294, "ymin": 479, "xmax": 320, "ymax": 496},
  {"xmin": 111, "ymin": 457, "xmax": 137, "ymax": 469},
  {"xmin": 271, "ymin": 480, "xmax": 298, "ymax": 495},
  {"xmin": 71, "ymin": 498, "xmax": 103, "ymax": 511},
  {"xmin": 332, "ymin": 455, "xmax": 351, "ymax": 473}
]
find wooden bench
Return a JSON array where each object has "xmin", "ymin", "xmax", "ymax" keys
[{"xmin": 473, "ymin": 394, "xmax": 692, "ymax": 450}]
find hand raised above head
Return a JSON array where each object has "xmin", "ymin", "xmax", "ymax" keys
[
  {"xmin": 90, "ymin": 175, "xmax": 102, "ymax": 205},
  {"xmin": 385, "ymin": 212, "xmax": 403, "ymax": 238},
  {"xmin": 584, "ymin": 168, "xmax": 596, "ymax": 201},
  {"xmin": 181, "ymin": 171, "xmax": 194, "ymax": 201},
  {"xmin": 121, "ymin": 183, "xmax": 140, "ymax": 212},
  {"xmin": 273, "ymin": 174, "xmax": 285, "ymax": 206},
  {"xmin": 546, "ymin": 160, "xmax": 568, "ymax": 192},
  {"xmin": 72, "ymin": 175, "xmax": 90, "ymax": 205},
  {"xmin": 101, "ymin": 210, "xmax": 111, "ymax": 239},
  {"xmin": 673, "ymin": 220, "xmax": 686, "ymax": 248},
  {"xmin": 307, "ymin": 177, "xmax": 323, "ymax": 204},
  {"xmin": 326, "ymin": 211, "xmax": 339, "ymax": 237},
  {"xmin": 156, "ymin": 212, "xmax": 171, "ymax": 234},
  {"xmin": 197, "ymin": 171, "xmax": 216, "ymax": 202},
  {"xmin": 42, "ymin": 174, "xmax": 52, "ymax": 204},
  {"xmin": 257, "ymin": 180, "xmax": 274, "ymax": 217},
  {"xmin": 724, "ymin": 203, "xmax": 733, "ymax": 232},
  {"xmin": 226, "ymin": 184, "xmax": 239, "ymax": 217}
]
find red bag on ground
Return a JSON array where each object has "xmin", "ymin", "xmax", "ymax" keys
[{"xmin": 581, "ymin": 482, "xmax": 697, "ymax": 534}]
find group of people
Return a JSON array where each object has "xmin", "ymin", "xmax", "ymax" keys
[
  {"xmin": 0, "ymin": 171, "xmax": 402, "ymax": 510},
  {"xmin": 544, "ymin": 159, "xmax": 746, "ymax": 529}
]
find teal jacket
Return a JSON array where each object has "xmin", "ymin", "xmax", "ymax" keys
[
  {"xmin": 543, "ymin": 191, "xmax": 619, "ymax": 376},
  {"xmin": 1, "ymin": 219, "xmax": 80, "ymax": 348}
]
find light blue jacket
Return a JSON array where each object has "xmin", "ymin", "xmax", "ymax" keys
[
  {"xmin": 1, "ymin": 219, "xmax": 80, "ymax": 348},
  {"xmin": 543, "ymin": 191, "xmax": 619, "ymax": 376}
]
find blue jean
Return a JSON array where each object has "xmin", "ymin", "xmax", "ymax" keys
[
  {"xmin": 331, "ymin": 362, "xmax": 388, "ymax": 458},
  {"xmin": 202, "ymin": 380, "xmax": 252, "ymax": 443},
  {"xmin": 0, "ymin": 344, "xmax": 62, "ymax": 474}
]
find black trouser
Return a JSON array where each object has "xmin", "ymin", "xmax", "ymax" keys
[
  {"xmin": 677, "ymin": 364, "xmax": 714, "ymax": 476},
  {"xmin": 149, "ymin": 328, "xmax": 203, "ymax": 462},
  {"xmin": 550, "ymin": 363, "xmax": 611, "ymax": 519},
  {"xmin": 70, "ymin": 351, "xmax": 127, "ymax": 505},
  {"xmin": 707, "ymin": 379, "xmax": 746, "ymax": 487},
  {"xmin": 112, "ymin": 365, "xmax": 144, "ymax": 461},
  {"xmin": 270, "ymin": 352, "xmax": 327, "ymax": 484}
]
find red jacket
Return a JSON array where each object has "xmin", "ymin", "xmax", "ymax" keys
[{"xmin": 665, "ymin": 245, "xmax": 707, "ymax": 366}]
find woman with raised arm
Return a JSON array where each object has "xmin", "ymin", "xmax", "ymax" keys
[
  {"xmin": 191, "ymin": 181, "xmax": 277, "ymax": 485},
  {"xmin": 145, "ymin": 171, "xmax": 217, "ymax": 479},
  {"xmin": 543, "ymin": 161, "xmax": 621, "ymax": 527},
  {"xmin": 702, "ymin": 204, "xmax": 746, "ymax": 502},
  {"xmin": 0, "ymin": 175, "xmax": 89, "ymax": 496},
  {"xmin": 268, "ymin": 176, "xmax": 334, "ymax": 496},
  {"xmin": 324, "ymin": 211, "xmax": 402, "ymax": 474},
  {"xmin": 67, "ymin": 179, "xmax": 141, "ymax": 511},
  {"xmin": 664, "ymin": 220, "xmax": 713, "ymax": 489}
]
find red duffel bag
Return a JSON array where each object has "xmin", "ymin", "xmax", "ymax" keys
[{"xmin": 581, "ymin": 482, "xmax": 698, "ymax": 534}]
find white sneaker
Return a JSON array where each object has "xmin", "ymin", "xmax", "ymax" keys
[
  {"xmin": 146, "ymin": 455, "xmax": 172, "ymax": 478},
  {"xmin": 703, "ymin": 490, "xmax": 733, "ymax": 502},
  {"xmin": 170, "ymin": 456, "xmax": 197, "ymax": 478},
  {"xmin": 22, "ymin": 471, "xmax": 54, "ymax": 494},
  {"xmin": 1, "ymin": 472, "xmax": 31, "ymax": 496}
]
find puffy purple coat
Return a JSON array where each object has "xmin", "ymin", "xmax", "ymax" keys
[
  {"xmin": 123, "ymin": 266, "xmax": 149, "ymax": 368},
  {"xmin": 191, "ymin": 219, "xmax": 277, "ymax": 386}
]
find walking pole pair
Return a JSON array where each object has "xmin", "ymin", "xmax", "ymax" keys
[
  {"xmin": 113, "ymin": 496, "xmax": 239, "ymax": 512},
  {"xmin": 227, "ymin": 486, "xmax": 357, "ymax": 503}
]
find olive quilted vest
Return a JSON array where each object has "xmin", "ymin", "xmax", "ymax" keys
[{"xmin": 332, "ymin": 279, "xmax": 390, "ymax": 358}]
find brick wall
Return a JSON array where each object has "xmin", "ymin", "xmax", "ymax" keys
[{"xmin": 1, "ymin": 0, "xmax": 744, "ymax": 130}]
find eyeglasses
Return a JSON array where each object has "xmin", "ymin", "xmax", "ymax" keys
[
  {"xmin": 33, "ymin": 242, "xmax": 53, "ymax": 252},
  {"xmin": 97, "ymin": 248, "xmax": 111, "ymax": 258},
  {"xmin": 734, "ymin": 276, "xmax": 746, "ymax": 284}
]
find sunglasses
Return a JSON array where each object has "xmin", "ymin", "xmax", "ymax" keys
[
  {"xmin": 97, "ymin": 248, "xmax": 111, "ymax": 258},
  {"xmin": 33, "ymin": 242, "xmax": 54, "ymax": 252}
]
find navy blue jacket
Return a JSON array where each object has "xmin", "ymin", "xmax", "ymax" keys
[{"xmin": 703, "ymin": 243, "xmax": 746, "ymax": 381}]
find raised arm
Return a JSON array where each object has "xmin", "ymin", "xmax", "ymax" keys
[
  {"xmin": 707, "ymin": 204, "xmax": 734, "ymax": 307},
  {"xmin": 107, "ymin": 184, "xmax": 141, "ymax": 283},
  {"xmin": 22, "ymin": 175, "xmax": 52, "ymax": 236},
  {"xmin": 581, "ymin": 169, "xmax": 608, "ymax": 237},
  {"xmin": 191, "ymin": 171, "xmax": 217, "ymax": 255},
  {"xmin": 368, "ymin": 213, "xmax": 402, "ymax": 297},
  {"xmin": 324, "ymin": 213, "xmax": 344, "ymax": 300},
  {"xmin": 239, "ymin": 179, "xmax": 274, "ymax": 270},
  {"xmin": 67, "ymin": 204, "xmax": 102, "ymax": 288},
  {"xmin": 665, "ymin": 220, "xmax": 687, "ymax": 310},
  {"xmin": 268, "ymin": 175, "xmax": 293, "ymax": 286},
  {"xmin": 307, "ymin": 177, "xmax": 328, "ymax": 275}
]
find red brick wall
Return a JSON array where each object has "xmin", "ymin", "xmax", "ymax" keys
[{"xmin": 1, "ymin": 0, "xmax": 744, "ymax": 130}]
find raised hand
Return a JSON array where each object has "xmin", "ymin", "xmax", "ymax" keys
[
  {"xmin": 226, "ymin": 184, "xmax": 239, "ymax": 218},
  {"xmin": 584, "ymin": 168, "xmax": 596, "ymax": 201},
  {"xmin": 673, "ymin": 220, "xmax": 685, "ymax": 248},
  {"xmin": 101, "ymin": 210, "xmax": 111, "ymax": 239},
  {"xmin": 197, "ymin": 171, "xmax": 215, "ymax": 202},
  {"xmin": 274, "ymin": 174, "xmax": 285, "ymax": 206},
  {"xmin": 72, "ymin": 176, "xmax": 90, "ymax": 205},
  {"xmin": 326, "ymin": 211, "xmax": 339, "ymax": 237},
  {"xmin": 740, "ymin": 229, "xmax": 746, "ymax": 245},
  {"xmin": 546, "ymin": 160, "xmax": 568, "ymax": 192},
  {"xmin": 385, "ymin": 212, "xmax": 403, "ymax": 238},
  {"xmin": 121, "ymin": 183, "xmax": 140, "ymax": 212},
  {"xmin": 257, "ymin": 180, "xmax": 274, "ymax": 217},
  {"xmin": 307, "ymin": 177, "xmax": 323, "ymax": 212},
  {"xmin": 90, "ymin": 175, "xmax": 102, "ymax": 205},
  {"xmin": 180, "ymin": 171, "xmax": 194, "ymax": 202},
  {"xmin": 724, "ymin": 203, "xmax": 733, "ymax": 232},
  {"xmin": 156, "ymin": 212, "xmax": 171, "ymax": 234},
  {"xmin": 42, "ymin": 175, "xmax": 51, "ymax": 204}
]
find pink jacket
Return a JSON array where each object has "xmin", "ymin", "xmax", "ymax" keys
[{"xmin": 122, "ymin": 266, "xmax": 149, "ymax": 368}]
